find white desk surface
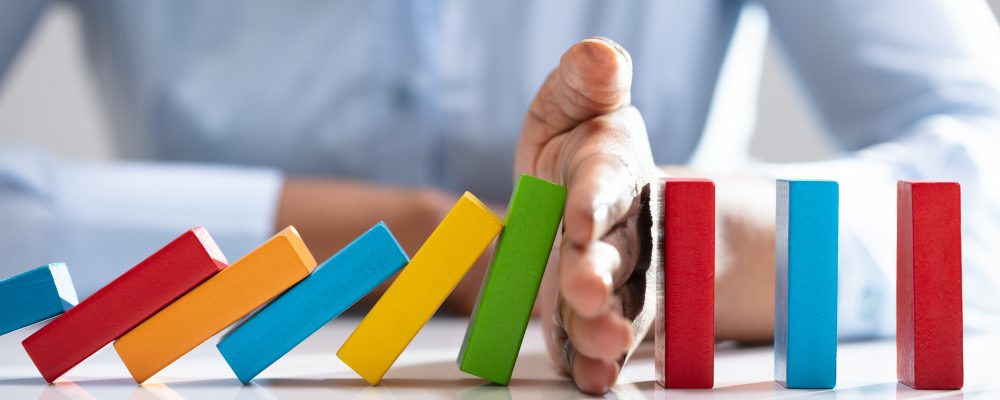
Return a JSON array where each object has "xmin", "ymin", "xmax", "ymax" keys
[{"xmin": 0, "ymin": 318, "xmax": 995, "ymax": 399}]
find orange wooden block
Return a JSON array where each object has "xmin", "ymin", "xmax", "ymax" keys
[{"xmin": 113, "ymin": 226, "xmax": 316, "ymax": 383}]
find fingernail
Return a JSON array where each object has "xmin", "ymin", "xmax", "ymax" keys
[{"xmin": 586, "ymin": 36, "xmax": 631, "ymax": 66}]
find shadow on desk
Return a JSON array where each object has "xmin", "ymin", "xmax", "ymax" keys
[
  {"xmin": 10, "ymin": 343, "xmax": 979, "ymax": 400},
  {"xmin": 25, "ymin": 352, "xmax": 574, "ymax": 400}
]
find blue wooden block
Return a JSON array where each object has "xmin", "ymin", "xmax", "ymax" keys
[
  {"xmin": 217, "ymin": 222, "xmax": 409, "ymax": 383},
  {"xmin": 0, "ymin": 263, "xmax": 78, "ymax": 336},
  {"xmin": 774, "ymin": 180, "xmax": 838, "ymax": 389}
]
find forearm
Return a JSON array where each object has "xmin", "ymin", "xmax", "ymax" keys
[
  {"xmin": 713, "ymin": 175, "xmax": 776, "ymax": 343},
  {"xmin": 276, "ymin": 178, "xmax": 450, "ymax": 260},
  {"xmin": 274, "ymin": 178, "xmax": 495, "ymax": 313}
]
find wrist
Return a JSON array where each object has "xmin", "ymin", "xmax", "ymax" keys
[{"xmin": 713, "ymin": 175, "xmax": 777, "ymax": 342}]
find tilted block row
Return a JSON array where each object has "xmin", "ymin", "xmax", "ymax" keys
[
  {"xmin": 23, "ymin": 228, "xmax": 228, "ymax": 382},
  {"xmin": 114, "ymin": 226, "xmax": 317, "ymax": 383},
  {"xmin": 1, "ymin": 174, "xmax": 567, "ymax": 387},
  {"xmin": 217, "ymin": 222, "xmax": 410, "ymax": 383}
]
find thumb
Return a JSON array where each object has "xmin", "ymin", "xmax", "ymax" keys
[{"xmin": 515, "ymin": 37, "xmax": 633, "ymax": 181}]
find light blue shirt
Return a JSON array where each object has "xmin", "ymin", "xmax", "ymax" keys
[{"xmin": 1, "ymin": 0, "xmax": 999, "ymax": 337}]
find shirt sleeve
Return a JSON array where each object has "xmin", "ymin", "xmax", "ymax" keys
[
  {"xmin": 0, "ymin": 146, "xmax": 284, "ymax": 297},
  {"xmin": 755, "ymin": 0, "xmax": 1000, "ymax": 337}
]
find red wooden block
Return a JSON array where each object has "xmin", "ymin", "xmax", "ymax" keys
[
  {"xmin": 22, "ymin": 228, "xmax": 227, "ymax": 382},
  {"xmin": 656, "ymin": 178, "xmax": 715, "ymax": 388},
  {"xmin": 897, "ymin": 181, "xmax": 963, "ymax": 389}
]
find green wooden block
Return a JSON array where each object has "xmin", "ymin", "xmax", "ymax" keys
[{"xmin": 458, "ymin": 174, "xmax": 566, "ymax": 385}]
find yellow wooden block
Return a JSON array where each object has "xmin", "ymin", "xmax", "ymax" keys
[
  {"xmin": 337, "ymin": 192, "xmax": 502, "ymax": 385},
  {"xmin": 114, "ymin": 226, "xmax": 317, "ymax": 383}
]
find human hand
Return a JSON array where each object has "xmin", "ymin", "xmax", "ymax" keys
[{"xmin": 514, "ymin": 37, "xmax": 659, "ymax": 394}]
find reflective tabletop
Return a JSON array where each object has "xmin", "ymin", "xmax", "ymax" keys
[{"xmin": 0, "ymin": 318, "xmax": 995, "ymax": 399}]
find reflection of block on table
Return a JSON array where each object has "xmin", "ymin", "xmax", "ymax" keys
[
  {"xmin": 458, "ymin": 175, "xmax": 565, "ymax": 385},
  {"xmin": 1, "ymin": 263, "xmax": 77, "ymax": 336},
  {"xmin": 338, "ymin": 192, "xmax": 503, "ymax": 385},
  {"xmin": 655, "ymin": 178, "xmax": 715, "ymax": 389},
  {"xmin": 23, "ymin": 228, "xmax": 226, "ymax": 383},
  {"xmin": 774, "ymin": 180, "xmax": 838, "ymax": 389},
  {"xmin": 114, "ymin": 226, "xmax": 316, "ymax": 383},
  {"xmin": 897, "ymin": 181, "xmax": 963, "ymax": 390},
  {"xmin": 217, "ymin": 222, "xmax": 409, "ymax": 383}
]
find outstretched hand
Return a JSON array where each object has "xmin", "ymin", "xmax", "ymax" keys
[{"xmin": 515, "ymin": 37, "xmax": 659, "ymax": 394}]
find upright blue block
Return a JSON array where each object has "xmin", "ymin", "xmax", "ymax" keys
[
  {"xmin": 774, "ymin": 180, "xmax": 838, "ymax": 389},
  {"xmin": 0, "ymin": 263, "xmax": 78, "ymax": 336},
  {"xmin": 217, "ymin": 222, "xmax": 409, "ymax": 383}
]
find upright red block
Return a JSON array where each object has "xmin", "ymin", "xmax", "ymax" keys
[
  {"xmin": 22, "ymin": 228, "xmax": 228, "ymax": 382},
  {"xmin": 897, "ymin": 181, "xmax": 963, "ymax": 389},
  {"xmin": 656, "ymin": 178, "xmax": 715, "ymax": 388}
]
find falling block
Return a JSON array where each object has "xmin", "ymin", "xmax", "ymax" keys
[
  {"xmin": 338, "ymin": 192, "xmax": 503, "ymax": 385},
  {"xmin": 23, "ymin": 228, "xmax": 226, "ymax": 383},
  {"xmin": 114, "ymin": 226, "xmax": 317, "ymax": 383},
  {"xmin": 655, "ymin": 178, "xmax": 715, "ymax": 389},
  {"xmin": 0, "ymin": 263, "xmax": 77, "ymax": 336},
  {"xmin": 217, "ymin": 222, "xmax": 409, "ymax": 383},
  {"xmin": 897, "ymin": 181, "xmax": 963, "ymax": 390},
  {"xmin": 458, "ymin": 175, "xmax": 566, "ymax": 385},
  {"xmin": 774, "ymin": 179, "xmax": 838, "ymax": 389}
]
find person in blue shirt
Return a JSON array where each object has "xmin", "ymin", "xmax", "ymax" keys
[{"xmin": 2, "ymin": 0, "xmax": 1000, "ymax": 394}]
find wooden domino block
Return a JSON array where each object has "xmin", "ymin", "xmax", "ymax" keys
[
  {"xmin": 458, "ymin": 175, "xmax": 566, "ymax": 385},
  {"xmin": 897, "ymin": 181, "xmax": 963, "ymax": 390},
  {"xmin": 23, "ymin": 228, "xmax": 226, "ymax": 382},
  {"xmin": 114, "ymin": 226, "xmax": 316, "ymax": 383},
  {"xmin": 655, "ymin": 178, "xmax": 715, "ymax": 389},
  {"xmin": 217, "ymin": 222, "xmax": 409, "ymax": 383},
  {"xmin": 0, "ymin": 263, "xmax": 77, "ymax": 336},
  {"xmin": 774, "ymin": 180, "xmax": 838, "ymax": 389},
  {"xmin": 337, "ymin": 192, "xmax": 503, "ymax": 385}
]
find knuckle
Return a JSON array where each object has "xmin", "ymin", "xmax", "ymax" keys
[
  {"xmin": 575, "ymin": 114, "xmax": 624, "ymax": 138},
  {"xmin": 570, "ymin": 106, "xmax": 647, "ymax": 147}
]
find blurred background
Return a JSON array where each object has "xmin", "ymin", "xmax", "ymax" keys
[{"xmin": 1, "ymin": 2, "xmax": 998, "ymax": 163}]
